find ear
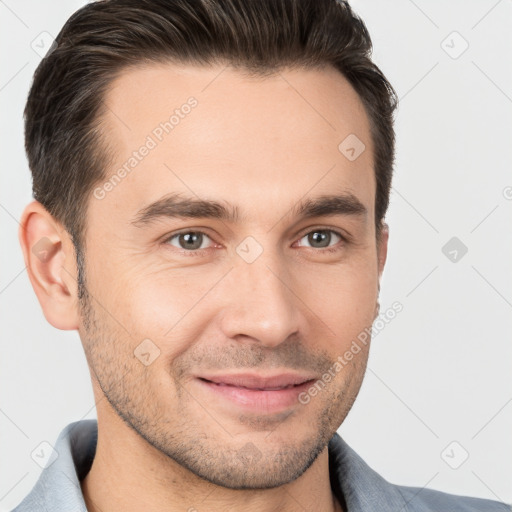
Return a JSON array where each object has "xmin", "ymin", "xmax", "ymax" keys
[
  {"xmin": 377, "ymin": 221, "xmax": 389, "ymax": 280},
  {"xmin": 373, "ymin": 221, "xmax": 389, "ymax": 320},
  {"xmin": 18, "ymin": 200, "xmax": 80, "ymax": 330}
]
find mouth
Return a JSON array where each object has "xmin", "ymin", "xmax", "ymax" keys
[
  {"xmin": 197, "ymin": 372, "xmax": 316, "ymax": 389},
  {"xmin": 203, "ymin": 381, "xmax": 304, "ymax": 391},
  {"xmin": 194, "ymin": 373, "xmax": 317, "ymax": 413}
]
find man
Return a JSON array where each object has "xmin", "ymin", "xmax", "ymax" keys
[{"xmin": 13, "ymin": 0, "xmax": 509, "ymax": 510}]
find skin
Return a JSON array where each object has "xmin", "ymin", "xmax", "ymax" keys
[{"xmin": 19, "ymin": 63, "xmax": 388, "ymax": 512}]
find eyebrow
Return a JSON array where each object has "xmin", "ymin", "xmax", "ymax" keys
[{"xmin": 131, "ymin": 191, "xmax": 367, "ymax": 227}]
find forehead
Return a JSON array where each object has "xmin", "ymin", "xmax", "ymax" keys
[{"xmin": 94, "ymin": 63, "xmax": 374, "ymax": 228}]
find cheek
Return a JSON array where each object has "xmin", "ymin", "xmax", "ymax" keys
[
  {"xmin": 100, "ymin": 265, "xmax": 222, "ymax": 357},
  {"xmin": 292, "ymin": 257, "xmax": 379, "ymax": 337}
]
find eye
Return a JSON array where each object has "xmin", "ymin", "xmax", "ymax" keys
[
  {"xmin": 165, "ymin": 231, "xmax": 214, "ymax": 251},
  {"xmin": 296, "ymin": 229, "xmax": 344, "ymax": 251},
  {"xmin": 162, "ymin": 228, "xmax": 347, "ymax": 256}
]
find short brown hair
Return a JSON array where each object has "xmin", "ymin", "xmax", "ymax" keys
[{"xmin": 25, "ymin": 0, "xmax": 397, "ymax": 254}]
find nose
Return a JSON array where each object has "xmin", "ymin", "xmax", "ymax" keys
[{"xmin": 219, "ymin": 253, "xmax": 302, "ymax": 348}]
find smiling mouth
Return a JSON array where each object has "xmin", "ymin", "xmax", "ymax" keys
[
  {"xmin": 193, "ymin": 372, "xmax": 317, "ymax": 413},
  {"xmin": 198, "ymin": 377, "xmax": 315, "ymax": 391}
]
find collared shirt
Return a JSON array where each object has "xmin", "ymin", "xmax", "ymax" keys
[{"xmin": 12, "ymin": 419, "xmax": 510, "ymax": 511}]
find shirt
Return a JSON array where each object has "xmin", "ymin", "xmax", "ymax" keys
[{"xmin": 11, "ymin": 419, "xmax": 510, "ymax": 511}]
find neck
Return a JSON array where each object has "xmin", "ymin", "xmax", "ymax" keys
[{"xmin": 80, "ymin": 412, "xmax": 343, "ymax": 512}]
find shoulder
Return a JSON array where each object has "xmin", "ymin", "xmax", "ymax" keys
[
  {"xmin": 11, "ymin": 420, "xmax": 97, "ymax": 512},
  {"xmin": 328, "ymin": 432, "xmax": 510, "ymax": 512},
  {"xmin": 395, "ymin": 483, "xmax": 511, "ymax": 512}
]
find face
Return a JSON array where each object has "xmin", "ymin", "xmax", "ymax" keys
[{"xmin": 78, "ymin": 63, "xmax": 386, "ymax": 489}]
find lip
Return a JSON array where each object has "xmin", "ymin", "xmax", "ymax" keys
[
  {"xmin": 197, "ymin": 372, "xmax": 316, "ymax": 389},
  {"xmin": 194, "ymin": 372, "xmax": 317, "ymax": 413}
]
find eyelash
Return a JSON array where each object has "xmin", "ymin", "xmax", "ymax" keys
[{"xmin": 163, "ymin": 228, "xmax": 348, "ymax": 257}]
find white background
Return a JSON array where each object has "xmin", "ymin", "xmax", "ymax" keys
[{"xmin": 1, "ymin": 0, "xmax": 511, "ymax": 509}]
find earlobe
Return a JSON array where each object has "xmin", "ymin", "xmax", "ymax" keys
[{"xmin": 18, "ymin": 201, "xmax": 80, "ymax": 330}]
